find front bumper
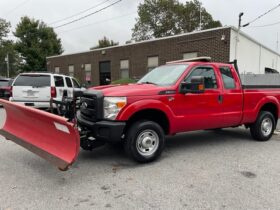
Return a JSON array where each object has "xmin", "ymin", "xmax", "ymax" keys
[{"xmin": 77, "ymin": 111, "xmax": 126, "ymax": 142}]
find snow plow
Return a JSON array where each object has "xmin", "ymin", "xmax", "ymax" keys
[{"xmin": 0, "ymin": 99, "xmax": 80, "ymax": 171}]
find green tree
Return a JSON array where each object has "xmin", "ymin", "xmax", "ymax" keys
[
  {"xmin": 0, "ymin": 18, "xmax": 20, "ymax": 77},
  {"xmin": 91, "ymin": 36, "xmax": 118, "ymax": 50},
  {"xmin": 0, "ymin": 18, "xmax": 10, "ymax": 42},
  {"xmin": 14, "ymin": 16, "xmax": 63, "ymax": 72},
  {"xmin": 132, "ymin": 0, "xmax": 222, "ymax": 41},
  {"xmin": 0, "ymin": 40, "xmax": 21, "ymax": 77}
]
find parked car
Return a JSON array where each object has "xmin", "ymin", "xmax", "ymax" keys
[
  {"xmin": 0, "ymin": 78, "xmax": 12, "ymax": 100},
  {"xmin": 1, "ymin": 57, "xmax": 280, "ymax": 170},
  {"xmin": 10, "ymin": 73, "xmax": 83, "ymax": 109}
]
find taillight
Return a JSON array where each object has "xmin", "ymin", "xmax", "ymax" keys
[
  {"xmin": 51, "ymin": 87, "xmax": 56, "ymax": 98},
  {"xmin": 9, "ymin": 86, "xmax": 13, "ymax": 97}
]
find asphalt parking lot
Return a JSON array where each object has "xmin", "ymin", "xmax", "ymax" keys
[{"xmin": 1, "ymin": 107, "xmax": 280, "ymax": 210}]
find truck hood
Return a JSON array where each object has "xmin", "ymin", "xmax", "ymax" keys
[{"xmin": 88, "ymin": 84, "xmax": 170, "ymax": 96}]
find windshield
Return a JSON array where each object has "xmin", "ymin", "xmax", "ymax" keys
[
  {"xmin": 0, "ymin": 80, "xmax": 9, "ymax": 87},
  {"xmin": 14, "ymin": 75, "xmax": 50, "ymax": 87},
  {"xmin": 138, "ymin": 64, "xmax": 188, "ymax": 86}
]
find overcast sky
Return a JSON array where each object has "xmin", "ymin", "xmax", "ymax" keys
[{"xmin": 1, "ymin": 0, "xmax": 280, "ymax": 54}]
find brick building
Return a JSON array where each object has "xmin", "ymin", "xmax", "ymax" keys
[{"xmin": 46, "ymin": 26, "xmax": 280, "ymax": 86}]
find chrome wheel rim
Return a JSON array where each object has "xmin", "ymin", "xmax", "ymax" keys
[
  {"xmin": 136, "ymin": 129, "xmax": 159, "ymax": 156},
  {"xmin": 261, "ymin": 117, "xmax": 273, "ymax": 137}
]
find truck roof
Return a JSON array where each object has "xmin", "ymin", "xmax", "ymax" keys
[{"xmin": 166, "ymin": 57, "xmax": 233, "ymax": 67}]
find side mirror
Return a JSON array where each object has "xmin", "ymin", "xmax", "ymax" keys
[{"xmin": 179, "ymin": 76, "xmax": 205, "ymax": 94}]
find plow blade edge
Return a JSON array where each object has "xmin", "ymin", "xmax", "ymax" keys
[{"xmin": 0, "ymin": 99, "xmax": 80, "ymax": 170}]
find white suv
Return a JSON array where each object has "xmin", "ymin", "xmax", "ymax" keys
[{"xmin": 10, "ymin": 73, "xmax": 83, "ymax": 109}]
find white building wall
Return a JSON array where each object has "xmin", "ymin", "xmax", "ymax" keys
[{"xmin": 230, "ymin": 29, "xmax": 280, "ymax": 74}]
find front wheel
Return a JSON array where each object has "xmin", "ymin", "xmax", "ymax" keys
[
  {"xmin": 250, "ymin": 111, "xmax": 275, "ymax": 141},
  {"xmin": 124, "ymin": 120, "xmax": 165, "ymax": 163}
]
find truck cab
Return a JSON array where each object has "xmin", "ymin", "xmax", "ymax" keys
[{"xmin": 77, "ymin": 57, "xmax": 279, "ymax": 163}]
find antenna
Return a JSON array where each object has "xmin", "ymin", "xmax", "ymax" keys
[
  {"xmin": 199, "ymin": 4, "xmax": 202, "ymax": 31},
  {"xmin": 276, "ymin": 33, "xmax": 279, "ymax": 69}
]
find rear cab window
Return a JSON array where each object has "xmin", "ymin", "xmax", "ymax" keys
[
  {"xmin": 0, "ymin": 80, "xmax": 9, "ymax": 87},
  {"xmin": 219, "ymin": 66, "xmax": 236, "ymax": 89},
  {"xmin": 54, "ymin": 76, "xmax": 65, "ymax": 87},
  {"xmin": 14, "ymin": 75, "xmax": 50, "ymax": 87}
]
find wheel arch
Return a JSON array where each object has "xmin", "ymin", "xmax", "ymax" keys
[
  {"xmin": 259, "ymin": 102, "xmax": 278, "ymax": 125},
  {"xmin": 124, "ymin": 108, "xmax": 170, "ymax": 135}
]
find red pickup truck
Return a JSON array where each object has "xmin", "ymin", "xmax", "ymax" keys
[{"xmin": 0, "ymin": 58, "xmax": 279, "ymax": 170}]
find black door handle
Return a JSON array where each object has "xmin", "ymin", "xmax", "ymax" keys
[{"xmin": 218, "ymin": 95, "xmax": 223, "ymax": 103}]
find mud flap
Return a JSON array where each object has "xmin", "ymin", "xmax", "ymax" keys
[{"xmin": 0, "ymin": 99, "xmax": 80, "ymax": 170}]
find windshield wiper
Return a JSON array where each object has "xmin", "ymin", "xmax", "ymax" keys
[{"xmin": 140, "ymin": 81, "xmax": 158, "ymax": 85}]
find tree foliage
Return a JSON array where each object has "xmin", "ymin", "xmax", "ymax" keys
[
  {"xmin": 0, "ymin": 18, "xmax": 10, "ymax": 42},
  {"xmin": 14, "ymin": 16, "xmax": 63, "ymax": 72},
  {"xmin": 0, "ymin": 18, "xmax": 20, "ymax": 77},
  {"xmin": 91, "ymin": 36, "xmax": 119, "ymax": 50},
  {"xmin": 132, "ymin": 0, "xmax": 222, "ymax": 41}
]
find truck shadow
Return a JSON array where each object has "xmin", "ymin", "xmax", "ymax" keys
[{"xmin": 165, "ymin": 128, "xmax": 253, "ymax": 150}]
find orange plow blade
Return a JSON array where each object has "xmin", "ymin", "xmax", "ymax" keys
[{"xmin": 0, "ymin": 99, "xmax": 80, "ymax": 170}]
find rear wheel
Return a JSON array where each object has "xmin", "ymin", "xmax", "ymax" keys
[
  {"xmin": 250, "ymin": 111, "xmax": 275, "ymax": 141},
  {"xmin": 124, "ymin": 120, "xmax": 165, "ymax": 163}
]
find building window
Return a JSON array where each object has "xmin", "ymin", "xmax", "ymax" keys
[
  {"xmin": 68, "ymin": 65, "xmax": 74, "ymax": 77},
  {"xmin": 85, "ymin": 64, "xmax": 92, "ymax": 82},
  {"xmin": 54, "ymin": 67, "xmax": 60, "ymax": 74},
  {"xmin": 147, "ymin": 56, "xmax": 158, "ymax": 72},
  {"xmin": 183, "ymin": 52, "xmax": 198, "ymax": 59},
  {"xmin": 120, "ymin": 60, "xmax": 129, "ymax": 78}
]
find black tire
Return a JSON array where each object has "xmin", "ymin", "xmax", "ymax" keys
[
  {"xmin": 250, "ymin": 111, "xmax": 275, "ymax": 141},
  {"xmin": 124, "ymin": 120, "xmax": 165, "ymax": 163}
]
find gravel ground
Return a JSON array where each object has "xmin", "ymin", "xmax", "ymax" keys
[{"xmin": 1, "ymin": 107, "xmax": 280, "ymax": 210}]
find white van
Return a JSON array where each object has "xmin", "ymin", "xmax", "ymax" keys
[{"xmin": 10, "ymin": 73, "xmax": 83, "ymax": 109}]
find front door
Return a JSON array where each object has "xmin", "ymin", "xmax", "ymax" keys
[
  {"xmin": 99, "ymin": 61, "xmax": 111, "ymax": 85},
  {"xmin": 172, "ymin": 65, "xmax": 225, "ymax": 132}
]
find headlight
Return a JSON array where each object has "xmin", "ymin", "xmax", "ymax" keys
[{"xmin": 104, "ymin": 97, "xmax": 127, "ymax": 120}]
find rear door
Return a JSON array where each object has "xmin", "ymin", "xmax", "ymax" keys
[
  {"xmin": 53, "ymin": 75, "xmax": 65, "ymax": 100},
  {"xmin": 217, "ymin": 65, "xmax": 243, "ymax": 126},
  {"xmin": 65, "ymin": 77, "xmax": 74, "ymax": 97},
  {"xmin": 13, "ymin": 74, "xmax": 51, "ymax": 102}
]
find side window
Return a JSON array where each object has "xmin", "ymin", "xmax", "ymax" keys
[
  {"xmin": 72, "ymin": 78, "xmax": 81, "ymax": 88},
  {"xmin": 185, "ymin": 67, "xmax": 217, "ymax": 89},
  {"xmin": 219, "ymin": 67, "xmax": 235, "ymax": 89},
  {"xmin": 65, "ymin": 77, "xmax": 73, "ymax": 88},
  {"xmin": 54, "ymin": 76, "xmax": 64, "ymax": 87}
]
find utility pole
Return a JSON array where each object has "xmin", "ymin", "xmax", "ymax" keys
[
  {"xmin": 276, "ymin": 33, "xmax": 279, "ymax": 70},
  {"xmin": 234, "ymin": 12, "xmax": 250, "ymax": 60},
  {"xmin": 5, "ymin": 54, "xmax": 10, "ymax": 78},
  {"xmin": 234, "ymin": 12, "xmax": 243, "ymax": 60},
  {"xmin": 199, "ymin": 3, "xmax": 202, "ymax": 31}
]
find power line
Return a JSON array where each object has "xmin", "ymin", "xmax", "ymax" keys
[
  {"xmin": 4, "ymin": 0, "xmax": 32, "ymax": 16},
  {"xmin": 244, "ymin": 3, "xmax": 280, "ymax": 26},
  {"xmin": 249, "ymin": 20, "xmax": 280, "ymax": 28},
  {"xmin": 54, "ymin": 0, "xmax": 123, "ymax": 29},
  {"xmin": 6, "ymin": 10, "xmax": 134, "ymax": 38},
  {"xmin": 56, "ymin": 11, "xmax": 137, "ymax": 34},
  {"xmin": 49, "ymin": 0, "xmax": 111, "ymax": 25}
]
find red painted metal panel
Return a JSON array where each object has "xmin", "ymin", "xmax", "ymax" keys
[{"xmin": 0, "ymin": 99, "xmax": 80, "ymax": 170}]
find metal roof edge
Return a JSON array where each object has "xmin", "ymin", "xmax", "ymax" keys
[{"xmin": 47, "ymin": 26, "xmax": 231, "ymax": 59}]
